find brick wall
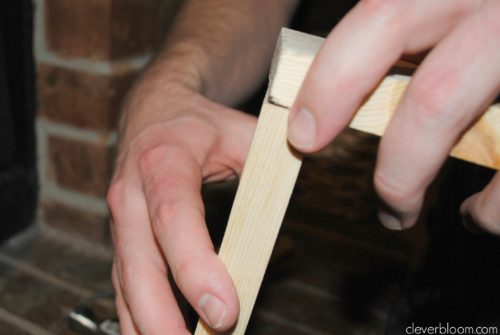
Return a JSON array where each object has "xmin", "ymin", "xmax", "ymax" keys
[{"xmin": 34, "ymin": 0, "xmax": 179, "ymax": 246}]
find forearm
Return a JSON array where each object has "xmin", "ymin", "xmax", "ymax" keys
[{"xmin": 138, "ymin": 0, "xmax": 298, "ymax": 105}]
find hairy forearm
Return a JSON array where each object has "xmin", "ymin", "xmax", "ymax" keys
[{"xmin": 139, "ymin": 0, "xmax": 299, "ymax": 105}]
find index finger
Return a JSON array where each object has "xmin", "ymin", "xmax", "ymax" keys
[
  {"xmin": 288, "ymin": 0, "xmax": 482, "ymax": 151},
  {"xmin": 108, "ymin": 179, "xmax": 189, "ymax": 335},
  {"xmin": 138, "ymin": 144, "xmax": 239, "ymax": 331}
]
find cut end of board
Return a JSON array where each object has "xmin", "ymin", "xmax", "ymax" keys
[
  {"xmin": 268, "ymin": 28, "xmax": 416, "ymax": 109},
  {"xmin": 268, "ymin": 28, "xmax": 323, "ymax": 108},
  {"xmin": 267, "ymin": 28, "xmax": 500, "ymax": 170}
]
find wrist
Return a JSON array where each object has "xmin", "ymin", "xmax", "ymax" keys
[
  {"xmin": 141, "ymin": 47, "xmax": 206, "ymax": 96},
  {"xmin": 118, "ymin": 67, "xmax": 199, "ymax": 143}
]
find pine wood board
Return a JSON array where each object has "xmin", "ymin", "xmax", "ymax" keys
[
  {"xmin": 269, "ymin": 28, "xmax": 500, "ymax": 170},
  {"xmin": 194, "ymin": 101, "xmax": 302, "ymax": 334},
  {"xmin": 195, "ymin": 27, "xmax": 499, "ymax": 335}
]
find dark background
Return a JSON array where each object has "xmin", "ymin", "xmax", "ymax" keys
[{"xmin": 0, "ymin": 0, "xmax": 37, "ymax": 242}]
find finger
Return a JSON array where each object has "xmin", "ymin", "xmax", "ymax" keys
[
  {"xmin": 108, "ymin": 180, "xmax": 190, "ymax": 335},
  {"xmin": 200, "ymin": 105, "xmax": 257, "ymax": 182},
  {"xmin": 461, "ymin": 172, "xmax": 500, "ymax": 235},
  {"xmin": 375, "ymin": 0, "xmax": 500, "ymax": 229},
  {"xmin": 112, "ymin": 263, "xmax": 139, "ymax": 335},
  {"xmin": 138, "ymin": 145, "xmax": 239, "ymax": 331},
  {"xmin": 115, "ymin": 294, "xmax": 138, "ymax": 335},
  {"xmin": 115, "ymin": 257, "xmax": 190, "ymax": 335},
  {"xmin": 288, "ymin": 0, "xmax": 482, "ymax": 151}
]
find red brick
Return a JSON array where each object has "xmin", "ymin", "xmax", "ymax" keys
[
  {"xmin": 45, "ymin": 0, "xmax": 110, "ymax": 60},
  {"xmin": 42, "ymin": 200, "xmax": 111, "ymax": 244},
  {"xmin": 45, "ymin": 0, "xmax": 177, "ymax": 60},
  {"xmin": 37, "ymin": 63, "xmax": 136, "ymax": 131},
  {"xmin": 47, "ymin": 136, "xmax": 115, "ymax": 197}
]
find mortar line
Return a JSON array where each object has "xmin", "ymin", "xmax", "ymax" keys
[
  {"xmin": 33, "ymin": 0, "xmax": 151, "ymax": 76},
  {"xmin": 37, "ymin": 52, "xmax": 152, "ymax": 76},
  {"xmin": 37, "ymin": 119, "xmax": 117, "ymax": 146},
  {"xmin": 40, "ymin": 182, "xmax": 109, "ymax": 215},
  {"xmin": 36, "ymin": 120, "xmax": 110, "ymax": 215},
  {"xmin": 36, "ymin": 117, "xmax": 49, "ymax": 208}
]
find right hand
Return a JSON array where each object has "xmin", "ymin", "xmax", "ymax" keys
[
  {"xmin": 107, "ymin": 81, "xmax": 256, "ymax": 334},
  {"xmin": 289, "ymin": 0, "xmax": 500, "ymax": 234}
]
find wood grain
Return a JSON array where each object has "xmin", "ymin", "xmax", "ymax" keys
[
  {"xmin": 194, "ymin": 101, "xmax": 302, "ymax": 335},
  {"xmin": 269, "ymin": 28, "xmax": 500, "ymax": 170},
  {"xmin": 196, "ymin": 27, "xmax": 499, "ymax": 335}
]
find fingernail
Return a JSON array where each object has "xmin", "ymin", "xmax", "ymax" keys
[
  {"xmin": 378, "ymin": 210, "xmax": 403, "ymax": 230},
  {"xmin": 288, "ymin": 107, "xmax": 316, "ymax": 150},
  {"xmin": 199, "ymin": 293, "xmax": 227, "ymax": 330}
]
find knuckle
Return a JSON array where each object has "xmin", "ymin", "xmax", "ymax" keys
[
  {"xmin": 137, "ymin": 145, "xmax": 170, "ymax": 174},
  {"xmin": 107, "ymin": 179, "xmax": 125, "ymax": 214},
  {"xmin": 360, "ymin": 0, "xmax": 405, "ymax": 22},
  {"xmin": 475, "ymin": 211, "xmax": 499, "ymax": 233},
  {"xmin": 137, "ymin": 144, "xmax": 194, "ymax": 178},
  {"xmin": 407, "ymin": 72, "xmax": 465, "ymax": 127},
  {"xmin": 154, "ymin": 200, "xmax": 181, "ymax": 229},
  {"xmin": 360, "ymin": 0, "xmax": 399, "ymax": 11},
  {"xmin": 374, "ymin": 170, "xmax": 419, "ymax": 210},
  {"xmin": 472, "ymin": 200, "xmax": 500, "ymax": 234},
  {"xmin": 172, "ymin": 253, "xmax": 204, "ymax": 285}
]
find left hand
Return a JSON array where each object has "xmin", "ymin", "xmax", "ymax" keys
[
  {"xmin": 288, "ymin": 0, "xmax": 500, "ymax": 234},
  {"xmin": 108, "ymin": 82, "xmax": 255, "ymax": 334}
]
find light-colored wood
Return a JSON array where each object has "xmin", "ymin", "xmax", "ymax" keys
[
  {"xmin": 194, "ymin": 101, "xmax": 302, "ymax": 335},
  {"xmin": 269, "ymin": 28, "xmax": 500, "ymax": 170},
  {"xmin": 195, "ymin": 27, "xmax": 499, "ymax": 335}
]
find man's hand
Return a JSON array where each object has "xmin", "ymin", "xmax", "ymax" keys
[
  {"xmin": 105, "ymin": 0, "xmax": 298, "ymax": 332},
  {"xmin": 108, "ymin": 82, "xmax": 256, "ymax": 334},
  {"xmin": 288, "ymin": 0, "xmax": 500, "ymax": 234}
]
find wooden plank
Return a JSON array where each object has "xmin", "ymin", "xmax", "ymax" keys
[
  {"xmin": 194, "ymin": 101, "xmax": 302, "ymax": 335},
  {"xmin": 196, "ymin": 27, "xmax": 499, "ymax": 335},
  {"xmin": 269, "ymin": 28, "xmax": 500, "ymax": 170}
]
